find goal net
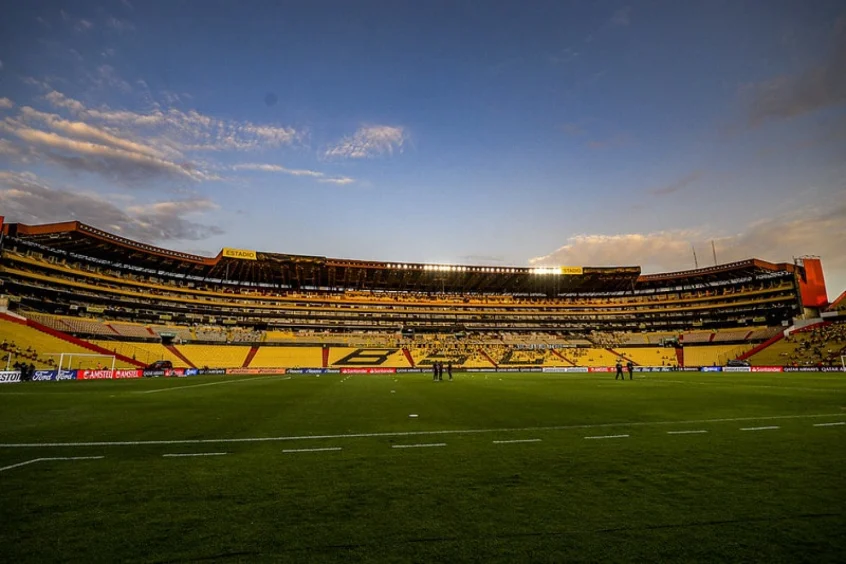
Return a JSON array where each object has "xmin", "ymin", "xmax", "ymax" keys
[{"xmin": 41, "ymin": 353, "xmax": 117, "ymax": 371}]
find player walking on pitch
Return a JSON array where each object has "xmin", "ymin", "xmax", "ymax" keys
[{"xmin": 615, "ymin": 359, "xmax": 624, "ymax": 380}]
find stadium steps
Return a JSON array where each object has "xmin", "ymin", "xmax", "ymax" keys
[
  {"xmin": 479, "ymin": 349, "xmax": 498, "ymax": 368},
  {"xmin": 738, "ymin": 332, "xmax": 785, "ymax": 361},
  {"xmin": 243, "ymin": 345, "xmax": 259, "ymax": 368},
  {"xmin": 550, "ymin": 349, "xmax": 575, "ymax": 365},
  {"xmin": 607, "ymin": 348, "xmax": 637, "ymax": 366},
  {"xmin": 322, "ymin": 346, "xmax": 329, "ymax": 368},
  {"xmin": 103, "ymin": 324, "xmax": 122, "ymax": 335},
  {"xmin": 3, "ymin": 313, "xmax": 145, "ymax": 368},
  {"xmin": 675, "ymin": 348, "xmax": 684, "ymax": 367},
  {"xmin": 402, "ymin": 347, "xmax": 415, "ymax": 367},
  {"xmin": 165, "ymin": 344, "xmax": 196, "ymax": 369}
]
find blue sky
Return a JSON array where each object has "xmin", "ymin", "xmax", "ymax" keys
[{"xmin": 1, "ymin": 0, "xmax": 844, "ymax": 296}]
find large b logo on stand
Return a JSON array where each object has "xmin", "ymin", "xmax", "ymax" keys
[{"xmin": 333, "ymin": 349, "xmax": 397, "ymax": 366}]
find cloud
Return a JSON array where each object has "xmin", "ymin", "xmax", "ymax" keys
[
  {"xmin": 233, "ymin": 162, "xmax": 355, "ymax": 185},
  {"xmin": 41, "ymin": 90, "xmax": 299, "ymax": 153},
  {"xmin": 745, "ymin": 18, "xmax": 846, "ymax": 126},
  {"xmin": 18, "ymin": 106, "xmax": 173, "ymax": 160},
  {"xmin": 610, "ymin": 7, "xmax": 631, "ymax": 27},
  {"xmin": 325, "ymin": 125, "xmax": 406, "ymax": 159},
  {"xmin": 0, "ymin": 97, "xmax": 13, "ymax": 110},
  {"xmin": 232, "ymin": 163, "xmax": 324, "ymax": 177},
  {"xmin": 106, "ymin": 17, "xmax": 134, "ymax": 32},
  {"xmin": 0, "ymin": 119, "xmax": 209, "ymax": 184},
  {"xmin": 650, "ymin": 171, "xmax": 703, "ymax": 196},
  {"xmin": 529, "ymin": 203, "xmax": 846, "ymax": 294},
  {"xmin": 318, "ymin": 176, "xmax": 355, "ymax": 185},
  {"xmin": 0, "ymin": 171, "xmax": 223, "ymax": 242},
  {"xmin": 75, "ymin": 19, "xmax": 94, "ymax": 32}
]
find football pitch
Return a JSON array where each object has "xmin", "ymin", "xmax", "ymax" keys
[{"xmin": 1, "ymin": 371, "xmax": 845, "ymax": 563}]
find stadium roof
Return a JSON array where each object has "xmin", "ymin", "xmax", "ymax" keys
[{"xmin": 1, "ymin": 220, "xmax": 800, "ymax": 295}]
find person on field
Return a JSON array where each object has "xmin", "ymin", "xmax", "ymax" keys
[
  {"xmin": 437, "ymin": 361, "xmax": 444, "ymax": 381},
  {"xmin": 626, "ymin": 360, "xmax": 634, "ymax": 380},
  {"xmin": 615, "ymin": 359, "xmax": 624, "ymax": 380},
  {"xmin": 447, "ymin": 361, "xmax": 453, "ymax": 381},
  {"xmin": 432, "ymin": 362, "xmax": 438, "ymax": 382}
]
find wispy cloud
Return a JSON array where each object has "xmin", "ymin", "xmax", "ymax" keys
[
  {"xmin": 233, "ymin": 162, "xmax": 355, "ymax": 185},
  {"xmin": 744, "ymin": 16, "xmax": 846, "ymax": 126},
  {"xmin": 74, "ymin": 18, "xmax": 94, "ymax": 32},
  {"xmin": 325, "ymin": 125, "xmax": 406, "ymax": 159},
  {"xmin": 106, "ymin": 16, "xmax": 134, "ymax": 33},
  {"xmin": 232, "ymin": 163, "xmax": 324, "ymax": 177},
  {"xmin": 650, "ymin": 171, "xmax": 703, "ymax": 196},
  {"xmin": 42, "ymin": 90, "xmax": 300, "ymax": 152},
  {"xmin": 610, "ymin": 7, "xmax": 631, "ymax": 27},
  {"xmin": 0, "ymin": 171, "xmax": 223, "ymax": 242},
  {"xmin": 0, "ymin": 97, "xmax": 14, "ymax": 110},
  {"xmin": 318, "ymin": 176, "xmax": 355, "ymax": 185}
]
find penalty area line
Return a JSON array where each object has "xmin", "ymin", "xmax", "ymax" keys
[
  {"xmin": 493, "ymin": 439, "xmax": 542, "ymax": 444},
  {"xmin": 0, "ymin": 456, "xmax": 104, "ymax": 473},
  {"xmin": 740, "ymin": 426, "xmax": 780, "ymax": 431},
  {"xmin": 666, "ymin": 430, "xmax": 708, "ymax": 435},
  {"xmin": 813, "ymin": 421, "xmax": 845, "ymax": 427},
  {"xmin": 392, "ymin": 443, "xmax": 446, "ymax": 449},
  {"xmin": 137, "ymin": 375, "xmax": 286, "ymax": 394},
  {"xmin": 283, "ymin": 447, "xmax": 342, "ymax": 453},
  {"xmin": 585, "ymin": 434, "xmax": 629, "ymax": 440},
  {"xmin": 162, "ymin": 452, "xmax": 228, "ymax": 457},
  {"xmin": 1, "ymin": 413, "xmax": 842, "ymax": 449}
]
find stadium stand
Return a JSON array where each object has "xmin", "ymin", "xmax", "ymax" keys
[
  {"xmin": 682, "ymin": 345, "xmax": 752, "ymax": 367},
  {"xmin": 748, "ymin": 322, "xmax": 846, "ymax": 367},
  {"xmin": 250, "ymin": 346, "xmax": 323, "ymax": 369},
  {"xmin": 177, "ymin": 345, "xmax": 252, "ymax": 368},
  {"xmin": 1, "ymin": 318, "xmax": 134, "ymax": 369},
  {"xmin": 0, "ymin": 220, "xmax": 834, "ymax": 370}
]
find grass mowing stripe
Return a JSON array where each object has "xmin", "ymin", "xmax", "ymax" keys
[
  {"xmin": 136, "ymin": 375, "xmax": 286, "ymax": 394},
  {"xmin": 391, "ymin": 443, "xmax": 446, "ymax": 449},
  {"xmin": 584, "ymin": 434, "xmax": 629, "ymax": 440},
  {"xmin": 813, "ymin": 421, "xmax": 845, "ymax": 427},
  {"xmin": 740, "ymin": 426, "xmax": 780, "ymax": 431},
  {"xmin": 1, "ymin": 412, "xmax": 841, "ymax": 448},
  {"xmin": 282, "ymin": 447, "xmax": 342, "ymax": 453}
]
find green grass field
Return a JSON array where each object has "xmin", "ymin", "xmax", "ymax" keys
[{"xmin": 1, "ymin": 371, "xmax": 845, "ymax": 563}]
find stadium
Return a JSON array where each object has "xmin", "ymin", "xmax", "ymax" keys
[{"xmin": 1, "ymin": 219, "xmax": 845, "ymax": 561}]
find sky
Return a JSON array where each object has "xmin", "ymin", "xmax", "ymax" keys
[{"xmin": 0, "ymin": 0, "xmax": 844, "ymax": 298}]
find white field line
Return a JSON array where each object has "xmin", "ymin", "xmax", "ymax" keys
[
  {"xmin": 162, "ymin": 452, "xmax": 228, "ymax": 457},
  {"xmin": 1, "ymin": 413, "xmax": 841, "ymax": 449},
  {"xmin": 137, "ymin": 375, "xmax": 286, "ymax": 394},
  {"xmin": 740, "ymin": 426, "xmax": 780, "ymax": 431},
  {"xmin": 813, "ymin": 421, "xmax": 845, "ymax": 427},
  {"xmin": 493, "ymin": 438, "xmax": 542, "ymax": 444},
  {"xmin": 392, "ymin": 443, "xmax": 446, "ymax": 449},
  {"xmin": 666, "ymin": 430, "xmax": 708, "ymax": 435},
  {"xmin": 585, "ymin": 434, "xmax": 629, "ymax": 440},
  {"xmin": 0, "ymin": 456, "xmax": 104, "ymax": 473},
  {"xmin": 282, "ymin": 447, "xmax": 342, "ymax": 453}
]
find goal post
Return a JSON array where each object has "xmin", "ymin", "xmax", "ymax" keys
[{"xmin": 41, "ymin": 353, "xmax": 117, "ymax": 371}]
